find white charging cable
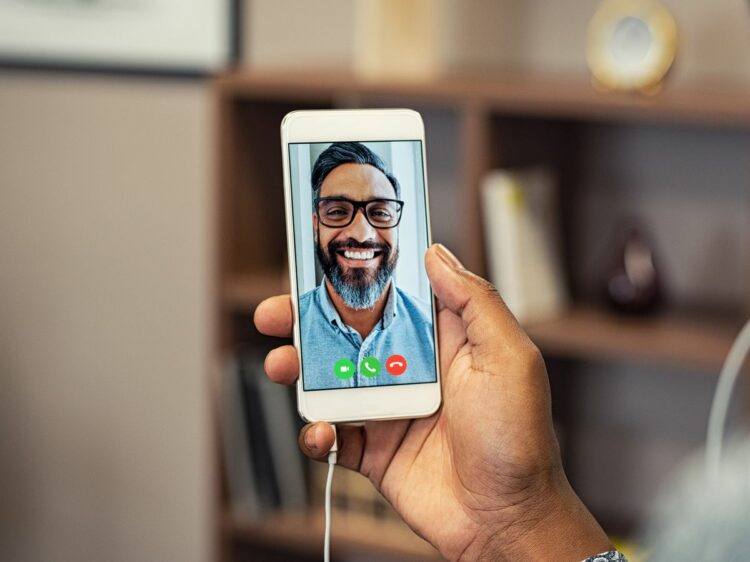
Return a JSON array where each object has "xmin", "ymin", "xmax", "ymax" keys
[
  {"xmin": 324, "ymin": 425, "xmax": 338, "ymax": 562},
  {"xmin": 706, "ymin": 317, "xmax": 750, "ymax": 482}
]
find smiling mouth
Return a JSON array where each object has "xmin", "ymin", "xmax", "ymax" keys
[{"xmin": 336, "ymin": 248, "xmax": 383, "ymax": 262}]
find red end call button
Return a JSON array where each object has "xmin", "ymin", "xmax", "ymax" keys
[{"xmin": 385, "ymin": 354, "xmax": 407, "ymax": 376}]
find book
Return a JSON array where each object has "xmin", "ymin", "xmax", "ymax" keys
[
  {"xmin": 221, "ymin": 352, "xmax": 310, "ymax": 520},
  {"xmin": 481, "ymin": 167, "xmax": 567, "ymax": 323},
  {"xmin": 218, "ymin": 355, "xmax": 260, "ymax": 521},
  {"xmin": 237, "ymin": 355, "xmax": 281, "ymax": 512},
  {"xmin": 256, "ymin": 366, "xmax": 308, "ymax": 511}
]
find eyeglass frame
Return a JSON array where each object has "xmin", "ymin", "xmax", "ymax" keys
[{"xmin": 313, "ymin": 196, "xmax": 405, "ymax": 229}]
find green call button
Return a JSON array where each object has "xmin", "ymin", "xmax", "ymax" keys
[
  {"xmin": 333, "ymin": 358, "xmax": 355, "ymax": 379},
  {"xmin": 359, "ymin": 356, "xmax": 381, "ymax": 378}
]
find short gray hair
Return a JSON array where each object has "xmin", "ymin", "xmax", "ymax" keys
[{"xmin": 311, "ymin": 142, "xmax": 400, "ymax": 198}]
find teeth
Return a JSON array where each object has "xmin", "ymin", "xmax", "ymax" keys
[{"xmin": 343, "ymin": 250, "xmax": 375, "ymax": 260}]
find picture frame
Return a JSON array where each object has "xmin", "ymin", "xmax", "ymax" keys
[{"xmin": 0, "ymin": 0, "xmax": 238, "ymax": 75}]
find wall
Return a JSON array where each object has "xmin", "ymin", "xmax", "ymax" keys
[
  {"xmin": 243, "ymin": 0, "xmax": 354, "ymax": 70},
  {"xmin": 0, "ymin": 72, "xmax": 212, "ymax": 562}
]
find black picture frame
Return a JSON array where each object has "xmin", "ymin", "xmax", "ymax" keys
[{"xmin": 0, "ymin": 0, "xmax": 242, "ymax": 77}]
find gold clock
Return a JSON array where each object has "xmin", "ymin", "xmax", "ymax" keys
[{"xmin": 587, "ymin": 0, "xmax": 677, "ymax": 93}]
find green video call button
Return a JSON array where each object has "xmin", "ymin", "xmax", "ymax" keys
[
  {"xmin": 359, "ymin": 356, "xmax": 381, "ymax": 378},
  {"xmin": 334, "ymin": 358, "xmax": 355, "ymax": 379}
]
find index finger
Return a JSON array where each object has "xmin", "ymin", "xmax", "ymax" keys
[{"xmin": 253, "ymin": 295, "xmax": 294, "ymax": 338}]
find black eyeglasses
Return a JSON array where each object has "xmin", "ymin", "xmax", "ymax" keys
[{"xmin": 315, "ymin": 197, "xmax": 405, "ymax": 229}]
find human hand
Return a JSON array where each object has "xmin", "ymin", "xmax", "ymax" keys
[{"xmin": 254, "ymin": 244, "xmax": 611, "ymax": 561}]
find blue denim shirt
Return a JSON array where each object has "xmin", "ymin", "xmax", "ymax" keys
[{"xmin": 298, "ymin": 280, "xmax": 436, "ymax": 390}]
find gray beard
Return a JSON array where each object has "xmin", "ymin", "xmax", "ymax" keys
[
  {"xmin": 327, "ymin": 263, "xmax": 392, "ymax": 310},
  {"xmin": 316, "ymin": 235, "xmax": 398, "ymax": 311}
]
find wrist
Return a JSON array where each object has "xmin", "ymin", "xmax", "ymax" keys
[{"xmin": 460, "ymin": 471, "xmax": 612, "ymax": 562}]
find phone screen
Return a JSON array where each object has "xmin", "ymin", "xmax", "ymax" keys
[{"xmin": 289, "ymin": 140, "xmax": 438, "ymax": 391}]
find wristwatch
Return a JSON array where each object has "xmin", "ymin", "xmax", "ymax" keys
[{"xmin": 582, "ymin": 551, "xmax": 628, "ymax": 562}]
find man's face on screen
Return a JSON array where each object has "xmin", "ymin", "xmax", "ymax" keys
[{"xmin": 314, "ymin": 163, "xmax": 399, "ymax": 311}]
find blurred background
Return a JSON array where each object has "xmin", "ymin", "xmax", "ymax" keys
[{"xmin": 1, "ymin": 1, "xmax": 750, "ymax": 561}]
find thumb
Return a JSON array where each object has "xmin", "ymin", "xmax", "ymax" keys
[{"xmin": 425, "ymin": 244, "xmax": 534, "ymax": 363}]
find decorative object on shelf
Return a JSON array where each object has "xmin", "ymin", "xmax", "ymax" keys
[
  {"xmin": 354, "ymin": 0, "xmax": 440, "ymax": 81},
  {"xmin": 0, "ymin": 0, "xmax": 237, "ymax": 73},
  {"xmin": 481, "ymin": 167, "xmax": 568, "ymax": 324},
  {"xmin": 601, "ymin": 222, "xmax": 663, "ymax": 314},
  {"xmin": 587, "ymin": 0, "xmax": 677, "ymax": 94}
]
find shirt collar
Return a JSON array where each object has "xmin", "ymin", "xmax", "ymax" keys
[
  {"xmin": 381, "ymin": 282, "xmax": 398, "ymax": 329},
  {"xmin": 317, "ymin": 280, "xmax": 344, "ymax": 327},
  {"xmin": 316, "ymin": 279, "xmax": 399, "ymax": 330}
]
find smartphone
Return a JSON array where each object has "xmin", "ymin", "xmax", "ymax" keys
[{"xmin": 281, "ymin": 109, "xmax": 441, "ymax": 423}]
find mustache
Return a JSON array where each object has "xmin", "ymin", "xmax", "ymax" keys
[{"xmin": 328, "ymin": 238, "xmax": 390, "ymax": 253}]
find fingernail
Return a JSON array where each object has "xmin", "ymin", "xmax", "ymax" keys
[
  {"xmin": 434, "ymin": 243, "xmax": 464, "ymax": 270},
  {"xmin": 304, "ymin": 424, "xmax": 319, "ymax": 451}
]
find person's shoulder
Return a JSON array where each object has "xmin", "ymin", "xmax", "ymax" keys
[
  {"xmin": 298, "ymin": 286, "xmax": 317, "ymax": 310},
  {"xmin": 395, "ymin": 287, "xmax": 431, "ymax": 322}
]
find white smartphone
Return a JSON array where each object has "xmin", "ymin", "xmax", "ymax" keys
[{"xmin": 281, "ymin": 109, "xmax": 442, "ymax": 423}]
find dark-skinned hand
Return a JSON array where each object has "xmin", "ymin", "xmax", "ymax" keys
[{"xmin": 254, "ymin": 244, "xmax": 610, "ymax": 561}]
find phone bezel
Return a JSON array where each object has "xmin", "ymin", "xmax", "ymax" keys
[{"xmin": 280, "ymin": 109, "xmax": 442, "ymax": 423}]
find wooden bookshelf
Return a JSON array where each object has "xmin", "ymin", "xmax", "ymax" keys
[
  {"xmin": 525, "ymin": 307, "xmax": 741, "ymax": 372},
  {"xmin": 214, "ymin": 70, "xmax": 750, "ymax": 283},
  {"xmin": 213, "ymin": 70, "xmax": 750, "ymax": 560},
  {"xmin": 216, "ymin": 70, "xmax": 750, "ymax": 128},
  {"xmin": 221, "ymin": 271, "xmax": 740, "ymax": 372}
]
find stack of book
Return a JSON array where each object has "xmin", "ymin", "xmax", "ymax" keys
[
  {"xmin": 219, "ymin": 352, "xmax": 307, "ymax": 521},
  {"xmin": 481, "ymin": 167, "xmax": 568, "ymax": 324},
  {"xmin": 219, "ymin": 352, "xmax": 399, "ymax": 525}
]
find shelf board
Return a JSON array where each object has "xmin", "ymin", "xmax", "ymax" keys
[
  {"xmin": 225, "ymin": 271, "xmax": 740, "ymax": 371},
  {"xmin": 525, "ymin": 307, "xmax": 741, "ymax": 372},
  {"xmin": 222, "ymin": 272, "xmax": 288, "ymax": 309},
  {"xmin": 216, "ymin": 70, "xmax": 750, "ymax": 128},
  {"xmin": 225, "ymin": 510, "xmax": 441, "ymax": 561}
]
